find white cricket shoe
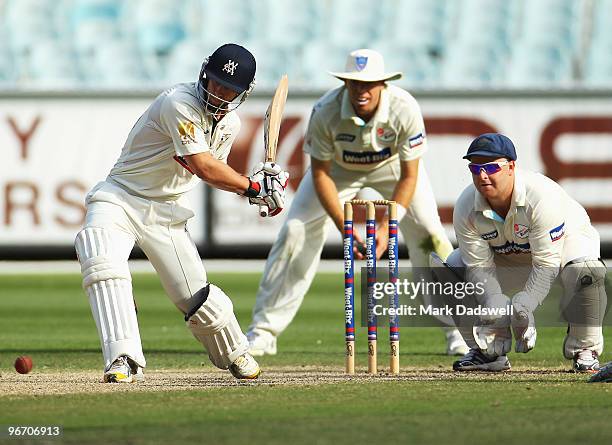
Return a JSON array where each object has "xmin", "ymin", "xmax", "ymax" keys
[
  {"xmin": 453, "ymin": 348, "xmax": 511, "ymax": 372},
  {"xmin": 445, "ymin": 328, "xmax": 470, "ymax": 356},
  {"xmin": 247, "ymin": 331, "xmax": 277, "ymax": 356},
  {"xmin": 103, "ymin": 356, "xmax": 144, "ymax": 383},
  {"xmin": 573, "ymin": 349, "xmax": 600, "ymax": 373},
  {"xmin": 229, "ymin": 353, "xmax": 261, "ymax": 380}
]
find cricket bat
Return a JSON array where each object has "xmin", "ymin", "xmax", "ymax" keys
[{"xmin": 260, "ymin": 74, "xmax": 288, "ymax": 217}]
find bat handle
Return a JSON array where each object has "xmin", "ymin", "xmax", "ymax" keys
[{"xmin": 259, "ymin": 204, "xmax": 268, "ymax": 217}]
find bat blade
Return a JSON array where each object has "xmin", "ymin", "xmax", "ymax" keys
[
  {"xmin": 263, "ymin": 74, "xmax": 288, "ymax": 163},
  {"xmin": 260, "ymin": 74, "xmax": 288, "ymax": 217}
]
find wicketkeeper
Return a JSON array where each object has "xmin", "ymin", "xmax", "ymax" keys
[
  {"xmin": 75, "ymin": 44, "xmax": 289, "ymax": 382},
  {"xmin": 431, "ymin": 133, "xmax": 606, "ymax": 372}
]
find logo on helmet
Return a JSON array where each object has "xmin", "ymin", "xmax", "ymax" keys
[
  {"xmin": 355, "ymin": 56, "xmax": 368, "ymax": 71},
  {"xmin": 223, "ymin": 60, "xmax": 239, "ymax": 76}
]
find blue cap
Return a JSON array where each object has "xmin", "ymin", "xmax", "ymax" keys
[
  {"xmin": 203, "ymin": 43, "xmax": 256, "ymax": 93},
  {"xmin": 463, "ymin": 133, "xmax": 517, "ymax": 161}
]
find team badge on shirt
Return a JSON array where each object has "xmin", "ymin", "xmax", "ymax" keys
[
  {"xmin": 178, "ymin": 121, "xmax": 197, "ymax": 145},
  {"xmin": 514, "ymin": 224, "xmax": 529, "ymax": 239},
  {"xmin": 376, "ymin": 127, "xmax": 396, "ymax": 143}
]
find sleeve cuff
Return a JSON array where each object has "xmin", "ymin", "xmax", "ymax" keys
[{"xmin": 396, "ymin": 204, "xmax": 407, "ymax": 221}]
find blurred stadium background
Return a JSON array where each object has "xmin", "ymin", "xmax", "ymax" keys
[
  {"xmin": 1, "ymin": 0, "xmax": 612, "ymax": 89},
  {"xmin": 2, "ymin": 3, "xmax": 612, "ymax": 440},
  {"xmin": 1, "ymin": 0, "xmax": 612, "ymax": 259}
]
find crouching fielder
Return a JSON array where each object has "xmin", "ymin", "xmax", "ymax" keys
[
  {"xmin": 431, "ymin": 133, "xmax": 606, "ymax": 372},
  {"xmin": 75, "ymin": 44, "xmax": 289, "ymax": 383}
]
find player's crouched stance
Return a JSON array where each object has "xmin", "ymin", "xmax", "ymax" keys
[
  {"xmin": 74, "ymin": 44, "xmax": 289, "ymax": 383},
  {"xmin": 431, "ymin": 133, "xmax": 606, "ymax": 373}
]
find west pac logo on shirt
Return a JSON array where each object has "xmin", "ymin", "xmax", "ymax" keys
[
  {"xmin": 514, "ymin": 224, "xmax": 529, "ymax": 239},
  {"xmin": 376, "ymin": 127, "xmax": 396, "ymax": 143},
  {"xmin": 492, "ymin": 241, "xmax": 531, "ymax": 254},
  {"xmin": 343, "ymin": 147, "xmax": 391, "ymax": 164},
  {"xmin": 549, "ymin": 222, "xmax": 565, "ymax": 242},
  {"xmin": 178, "ymin": 121, "xmax": 197, "ymax": 145}
]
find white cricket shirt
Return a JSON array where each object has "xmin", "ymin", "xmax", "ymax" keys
[
  {"xmin": 107, "ymin": 82, "xmax": 240, "ymax": 200},
  {"xmin": 303, "ymin": 85, "xmax": 427, "ymax": 171},
  {"xmin": 454, "ymin": 169, "xmax": 599, "ymax": 268}
]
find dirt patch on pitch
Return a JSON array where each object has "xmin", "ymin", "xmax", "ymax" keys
[{"xmin": 0, "ymin": 365, "xmax": 585, "ymax": 397}]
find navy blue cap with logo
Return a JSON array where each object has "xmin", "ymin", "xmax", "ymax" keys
[
  {"xmin": 463, "ymin": 133, "xmax": 517, "ymax": 161},
  {"xmin": 202, "ymin": 43, "xmax": 256, "ymax": 93}
]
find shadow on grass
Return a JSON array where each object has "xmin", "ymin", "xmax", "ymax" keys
[
  {"xmin": 276, "ymin": 350, "xmax": 450, "ymax": 357},
  {"xmin": 0, "ymin": 348, "xmax": 204, "ymax": 354}
]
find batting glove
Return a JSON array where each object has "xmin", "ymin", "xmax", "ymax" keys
[
  {"xmin": 253, "ymin": 161, "xmax": 286, "ymax": 177},
  {"xmin": 244, "ymin": 163, "xmax": 289, "ymax": 217}
]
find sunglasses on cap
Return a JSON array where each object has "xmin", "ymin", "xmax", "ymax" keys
[{"xmin": 467, "ymin": 160, "xmax": 510, "ymax": 175}]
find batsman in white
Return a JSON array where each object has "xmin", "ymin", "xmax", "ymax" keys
[
  {"xmin": 247, "ymin": 49, "xmax": 468, "ymax": 356},
  {"xmin": 431, "ymin": 133, "xmax": 606, "ymax": 372},
  {"xmin": 74, "ymin": 44, "xmax": 289, "ymax": 383}
]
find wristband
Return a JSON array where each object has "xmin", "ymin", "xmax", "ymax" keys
[
  {"xmin": 242, "ymin": 178, "xmax": 261, "ymax": 198},
  {"xmin": 395, "ymin": 204, "xmax": 407, "ymax": 221}
]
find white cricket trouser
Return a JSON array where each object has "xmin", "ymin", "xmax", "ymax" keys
[
  {"xmin": 75, "ymin": 181, "xmax": 227, "ymax": 369},
  {"xmin": 249, "ymin": 160, "xmax": 451, "ymax": 337}
]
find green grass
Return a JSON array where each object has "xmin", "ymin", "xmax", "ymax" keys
[{"xmin": 1, "ymin": 272, "xmax": 611, "ymax": 445}]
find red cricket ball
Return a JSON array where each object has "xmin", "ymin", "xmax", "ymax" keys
[{"xmin": 14, "ymin": 356, "xmax": 33, "ymax": 374}]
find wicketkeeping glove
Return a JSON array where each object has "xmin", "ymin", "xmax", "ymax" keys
[
  {"xmin": 511, "ymin": 291, "xmax": 538, "ymax": 353},
  {"xmin": 475, "ymin": 326, "xmax": 512, "ymax": 358},
  {"xmin": 243, "ymin": 162, "xmax": 289, "ymax": 217}
]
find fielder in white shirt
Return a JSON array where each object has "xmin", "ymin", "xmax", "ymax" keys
[
  {"xmin": 74, "ymin": 44, "xmax": 289, "ymax": 383},
  {"xmin": 432, "ymin": 133, "xmax": 606, "ymax": 372},
  {"xmin": 247, "ymin": 48, "xmax": 468, "ymax": 357}
]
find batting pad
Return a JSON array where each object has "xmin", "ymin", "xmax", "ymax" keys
[
  {"xmin": 75, "ymin": 227, "xmax": 146, "ymax": 369},
  {"xmin": 185, "ymin": 284, "xmax": 249, "ymax": 369}
]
